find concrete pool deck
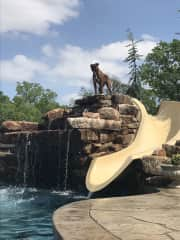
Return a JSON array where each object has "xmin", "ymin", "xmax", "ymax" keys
[{"xmin": 53, "ymin": 188, "xmax": 180, "ymax": 240}]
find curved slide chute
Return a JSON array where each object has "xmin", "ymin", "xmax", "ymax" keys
[{"xmin": 86, "ymin": 99, "xmax": 180, "ymax": 192}]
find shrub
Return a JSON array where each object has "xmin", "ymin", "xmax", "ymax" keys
[{"xmin": 171, "ymin": 154, "xmax": 180, "ymax": 165}]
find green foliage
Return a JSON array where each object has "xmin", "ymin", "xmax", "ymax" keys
[
  {"xmin": 0, "ymin": 82, "xmax": 60, "ymax": 123},
  {"xmin": 79, "ymin": 87, "xmax": 93, "ymax": 97},
  {"xmin": 14, "ymin": 103, "xmax": 42, "ymax": 122},
  {"xmin": 14, "ymin": 81, "xmax": 59, "ymax": 114},
  {"xmin": 139, "ymin": 39, "xmax": 180, "ymax": 101},
  {"xmin": 109, "ymin": 78, "xmax": 128, "ymax": 95},
  {"xmin": 171, "ymin": 154, "xmax": 180, "ymax": 165},
  {"xmin": 0, "ymin": 91, "xmax": 17, "ymax": 123},
  {"xmin": 15, "ymin": 81, "xmax": 43, "ymax": 104},
  {"xmin": 125, "ymin": 30, "xmax": 142, "ymax": 99},
  {"xmin": 140, "ymin": 89, "xmax": 158, "ymax": 115}
]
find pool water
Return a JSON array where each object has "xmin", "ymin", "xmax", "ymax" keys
[{"xmin": 0, "ymin": 186, "xmax": 86, "ymax": 240}]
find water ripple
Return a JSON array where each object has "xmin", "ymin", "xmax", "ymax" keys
[{"xmin": 0, "ymin": 186, "xmax": 86, "ymax": 240}]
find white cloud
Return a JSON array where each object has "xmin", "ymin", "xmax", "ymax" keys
[
  {"xmin": 141, "ymin": 34, "xmax": 158, "ymax": 42},
  {"xmin": 60, "ymin": 92, "xmax": 80, "ymax": 105},
  {"xmin": 51, "ymin": 35, "xmax": 157, "ymax": 87},
  {"xmin": 97, "ymin": 41, "xmax": 129, "ymax": 61},
  {"xmin": 42, "ymin": 44, "xmax": 55, "ymax": 57},
  {"xmin": 51, "ymin": 44, "xmax": 128, "ymax": 85},
  {"xmin": 1, "ymin": 34, "xmax": 157, "ymax": 103},
  {"xmin": 1, "ymin": 0, "xmax": 80, "ymax": 35},
  {"xmin": 0, "ymin": 55, "xmax": 48, "ymax": 82}
]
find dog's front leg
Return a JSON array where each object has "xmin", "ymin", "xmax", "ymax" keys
[{"xmin": 93, "ymin": 74, "xmax": 97, "ymax": 95}]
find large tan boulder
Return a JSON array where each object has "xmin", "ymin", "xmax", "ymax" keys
[
  {"xmin": 1, "ymin": 121, "xmax": 38, "ymax": 132},
  {"xmin": 118, "ymin": 104, "xmax": 138, "ymax": 116},
  {"xmin": 75, "ymin": 95, "xmax": 111, "ymax": 106},
  {"xmin": 78, "ymin": 129, "xmax": 99, "ymax": 142},
  {"xmin": 67, "ymin": 117, "xmax": 122, "ymax": 131},
  {"xmin": 82, "ymin": 112, "xmax": 100, "ymax": 119},
  {"xmin": 43, "ymin": 108, "xmax": 68, "ymax": 121},
  {"xmin": 99, "ymin": 132, "xmax": 116, "ymax": 143},
  {"xmin": 112, "ymin": 94, "xmax": 132, "ymax": 105},
  {"xmin": 97, "ymin": 107, "xmax": 120, "ymax": 120},
  {"xmin": 141, "ymin": 155, "xmax": 170, "ymax": 175},
  {"xmin": 42, "ymin": 108, "xmax": 71, "ymax": 130},
  {"xmin": 114, "ymin": 134, "xmax": 135, "ymax": 145}
]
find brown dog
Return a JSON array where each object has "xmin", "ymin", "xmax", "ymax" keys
[{"xmin": 90, "ymin": 63, "xmax": 112, "ymax": 95}]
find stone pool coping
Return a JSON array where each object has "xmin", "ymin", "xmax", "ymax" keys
[{"xmin": 53, "ymin": 188, "xmax": 180, "ymax": 240}]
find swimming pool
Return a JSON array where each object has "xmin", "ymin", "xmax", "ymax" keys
[{"xmin": 0, "ymin": 186, "xmax": 86, "ymax": 240}]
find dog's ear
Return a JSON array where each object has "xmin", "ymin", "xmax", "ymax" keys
[
  {"xmin": 90, "ymin": 64, "xmax": 94, "ymax": 71},
  {"xmin": 95, "ymin": 63, "xmax": 99, "ymax": 67}
]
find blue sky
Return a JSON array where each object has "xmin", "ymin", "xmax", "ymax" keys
[{"xmin": 0, "ymin": 0, "xmax": 179, "ymax": 104}]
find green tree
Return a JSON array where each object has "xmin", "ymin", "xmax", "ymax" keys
[
  {"xmin": 139, "ymin": 39, "xmax": 180, "ymax": 101},
  {"xmin": 13, "ymin": 81, "xmax": 60, "ymax": 119},
  {"xmin": 110, "ymin": 78, "xmax": 128, "ymax": 94},
  {"xmin": 140, "ymin": 89, "xmax": 158, "ymax": 115},
  {"xmin": 0, "ymin": 91, "xmax": 16, "ymax": 123},
  {"xmin": 125, "ymin": 30, "xmax": 142, "ymax": 99},
  {"xmin": 79, "ymin": 87, "xmax": 93, "ymax": 97},
  {"xmin": 35, "ymin": 89, "xmax": 60, "ymax": 114},
  {"xmin": 0, "ymin": 82, "xmax": 60, "ymax": 123},
  {"xmin": 15, "ymin": 81, "xmax": 43, "ymax": 104}
]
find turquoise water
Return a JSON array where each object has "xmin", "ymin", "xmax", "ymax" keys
[{"xmin": 0, "ymin": 187, "xmax": 86, "ymax": 240}]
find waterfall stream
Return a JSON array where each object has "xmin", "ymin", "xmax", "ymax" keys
[
  {"xmin": 13, "ymin": 129, "xmax": 83, "ymax": 190},
  {"xmin": 87, "ymin": 191, "xmax": 93, "ymax": 199},
  {"xmin": 57, "ymin": 130, "xmax": 62, "ymax": 188},
  {"xmin": 16, "ymin": 133, "xmax": 21, "ymax": 181},
  {"xmin": 48, "ymin": 119, "xmax": 52, "ymax": 130},
  {"xmin": 23, "ymin": 133, "xmax": 31, "ymax": 186},
  {"xmin": 63, "ymin": 129, "xmax": 73, "ymax": 191}
]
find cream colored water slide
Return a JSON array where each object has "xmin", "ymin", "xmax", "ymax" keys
[{"xmin": 86, "ymin": 99, "xmax": 180, "ymax": 192}]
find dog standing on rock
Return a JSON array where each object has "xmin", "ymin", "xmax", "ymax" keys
[{"xmin": 90, "ymin": 63, "xmax": 112, "ymax": 95}]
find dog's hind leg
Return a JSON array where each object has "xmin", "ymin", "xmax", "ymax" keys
[
  {"xmin": 106, "ymin": 80, "xmax": 112, "ymax": 95},
  {"xmin": 99, "ymin": 82, "xmax": 104, "ymax": 94}
]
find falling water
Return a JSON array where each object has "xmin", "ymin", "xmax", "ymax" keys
[
  {"xmin": 16, "ymin": 133, "xmax": 22, "ymax": 181},
  {"xmin": 48, "ymin": 119, "xmax": 52, "ymax": 130},
  {"xmin": 32, "ymin": 139, "xmax": 39, "ymax": 185},
  {"xmin": 57, "ymin": 130, "xmax": 62, "ymax": 188},
  {"xmin": 87, "ymin": 191, "xmax": 93, "ymax": 199},
  {"xmin": 23, "ymin": 133, "xmax": 31, "ymax": 186},
  {"xmin": 63, "ymin": 129, "xmax": 73, "ymax": 191}
]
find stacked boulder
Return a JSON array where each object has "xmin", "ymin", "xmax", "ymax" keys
[
  {"xmin": 0, "ymin": 121, "xmax": 39, "ymax": 132},
  {"xmin": 70, "ymin": 94, "xmax": 140, "ymax": 159},
  {"xmin": 0, "ymin": 94, "xmax": 141, "ymax": 189},
  {"xmin": 43, "ymin": 94, "xmax": 140, "ymax": 160},
  {"xmin": 141, "ymin": 140, "xmax": 180, "ymax": 186}
]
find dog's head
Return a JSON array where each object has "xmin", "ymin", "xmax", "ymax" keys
[{"xmin": 90, "ymin": 63, "xmax": 99, "ymax": 72}]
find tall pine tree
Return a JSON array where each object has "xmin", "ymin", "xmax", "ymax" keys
[{"xmin": 125, "ymin": 30, "xmax": 142, "ymax": 99}]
